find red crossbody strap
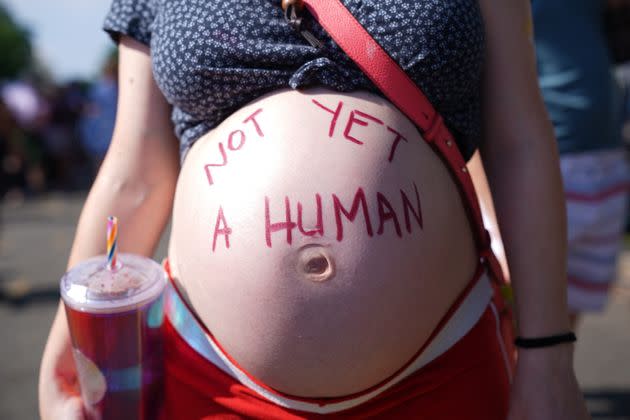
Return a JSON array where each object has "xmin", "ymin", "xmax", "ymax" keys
[{"xmin": 302, "ymin": 0, "xmax": 489, "ymax": 251}]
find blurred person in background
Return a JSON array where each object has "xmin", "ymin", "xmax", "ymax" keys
[
  {"xmin": 41, "ymin": 81, "xmax": 90, "ymax": 190},
  {"xmin": 1, "ymin": 79, "xmax": 46, "ymax": 128},
  {"xmin": 0, "ymin": 4, "xmax": 58, "ymax": 197},
  {"xmin": 474, "ymin": 0, "xmax": 630, "ymax": 329},
  {"xmin": 0, "ymin": 99, "xmax": 27, "ymax": 198},
  {"xmin": 79, "ymin": 50, "xmax": 118, "ymax": 178},
  {"xmin": 0, "ymin": 79, "xmax": 48, "ymax": 198},
  {"xmin": 533, "ymin": 0, "xmax": 629, "ymax": 325}
]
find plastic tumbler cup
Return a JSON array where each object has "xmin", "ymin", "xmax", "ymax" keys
[{"xmin": 60, "ymin": 253, "xmax": 167, "ymax": 420}]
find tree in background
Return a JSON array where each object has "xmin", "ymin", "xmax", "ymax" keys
[{"xmin": 0, "ymin": 4, "xmax": 32, "ymax": 80}]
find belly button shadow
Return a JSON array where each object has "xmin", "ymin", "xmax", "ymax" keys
[{"xmin": 296, "ymin": 244, "xmax": 336, "ymax": 282}]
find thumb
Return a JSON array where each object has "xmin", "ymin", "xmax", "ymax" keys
[{"xmin": 59, "ymin": 395, "xmax": 87, "ymax": 420}]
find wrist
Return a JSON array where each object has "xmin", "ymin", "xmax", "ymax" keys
[
  {"xmin": 515, "ymin": 332, "xmax": 576, "ymax": 349},
  {"xmin": 517, "ymin": 341, "xmax": 575, "ymax": 369},
  {"xmin": 515, "ymin": 309, "xmax": 572, "ymax": 338}
]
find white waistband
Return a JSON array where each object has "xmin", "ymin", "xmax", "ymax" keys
[{"xmin": 165, "ymin": 272, "xmax": 493, "ymax": 414}]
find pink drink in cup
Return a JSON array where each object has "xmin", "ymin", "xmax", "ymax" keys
[{"xmin": 60, "ymin": 250, "xmax": 166, "ymax": 419}]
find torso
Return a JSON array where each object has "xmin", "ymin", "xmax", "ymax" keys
[
  {"xmin": 147, "ymin": 0, "xmax": 485, "ymax": 160},
  {"xmin": 168, "ymin": 88, "xmax": 477, "ymax": 397}
]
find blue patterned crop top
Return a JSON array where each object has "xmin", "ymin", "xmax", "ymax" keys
[{"xmin": 104, "ymin": 0, "xmax": 485, "ymax": 161}]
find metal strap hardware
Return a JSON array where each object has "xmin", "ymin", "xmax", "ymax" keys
[{"xmin": 282, "ymin": 0, "xmax": 323, "ymax": 49}]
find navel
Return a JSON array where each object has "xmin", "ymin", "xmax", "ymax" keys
[{"xmin": 297, "ymin": 244, "xmax": 335, "ymax": 282}]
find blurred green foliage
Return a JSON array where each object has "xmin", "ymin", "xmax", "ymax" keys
[{"xmin": 0, "ymin": 4, "xmax": 32, "ymax": 80}]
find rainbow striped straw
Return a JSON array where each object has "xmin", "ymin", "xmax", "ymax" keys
[{"xmin": 106, "ymin": 216, "xmax": 118, "ymax": 270}]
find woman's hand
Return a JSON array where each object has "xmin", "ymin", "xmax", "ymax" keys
[
  {"xmin": 39, "ymin": 304, "xmax": 86, "ymax": 420},
  {"xmin": 508, "ymin": 345, "xmax": 590, "ymax": 420}
]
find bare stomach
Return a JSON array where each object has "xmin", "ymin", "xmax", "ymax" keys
[{"xmin": 168, "ymin": 88, "xmax": 477, "ymax": 397}]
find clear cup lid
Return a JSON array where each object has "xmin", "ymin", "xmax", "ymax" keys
[{"xmin": 60, "ymin": 253, "xmax": 166, "ymax": 313}]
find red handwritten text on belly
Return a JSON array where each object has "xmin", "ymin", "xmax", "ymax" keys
[
  {"xmin": 204, "ymin": 108, "xmax": 264, "ymax": 186},
  {"xmin": 401, "ymin": 183, "xmax": 423, "ymax": 233},
  {"xmin": 311, "ymin": 99, "xmax": 342, "ymax": 138},
  {"xmin": 343, "ymin": 110, "xmax": 383, "ymax": 145},
  {"xmin": 212, "ymin": 206, "xmax": 233, "ymax": 251},
  {"xmin": 298, "ymin": 194, "xmax": 324, "ymax": 237},
  {"xmin": 263, "ymin": 183, "xmax": 422, "ymax": 247},
  {"xmin": 211, "ymin": 183, "xmax": 422, "ymax": 252},
  {"xmin": 332, "ymin": 187, "xmax": 373, "ymax": 241},
  {"xmin": 376, "ymin": 192, "xmax": 401, "ymax": 237},
  {"xmin": 311, "ymin": 99, "xmax": 408, "ymax": 162},
  {"xmin": 265, "ymin": 196, "xmax": 297, "ymax": 247}
]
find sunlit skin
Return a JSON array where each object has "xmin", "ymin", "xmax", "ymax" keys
[{"xmin": 169, "ymin": 88, "xmax": 476, "ymax": 396}]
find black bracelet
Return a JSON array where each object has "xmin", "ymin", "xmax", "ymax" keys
[{"xmin": 514, "ymin": 332, "xmax": 577, "ymax": 349}]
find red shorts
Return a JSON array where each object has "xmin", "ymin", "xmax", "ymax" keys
[{"xmin": 160, "ymin": 268, "xmax": 513, "ymax": 419}]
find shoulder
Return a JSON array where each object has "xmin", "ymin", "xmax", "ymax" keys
[{"xmin": 103, "ymin": 0, "xmax": 161, "ymax": 47}]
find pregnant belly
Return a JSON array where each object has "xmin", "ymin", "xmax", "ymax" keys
[{"xmin": 169, "ymin": 88, "xmax": 477, "ymax": 397}]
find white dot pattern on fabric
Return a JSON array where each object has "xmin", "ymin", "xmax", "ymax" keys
[{"xmin": 103, "ymin": 0, "xmax": 485, "ymax": 160}]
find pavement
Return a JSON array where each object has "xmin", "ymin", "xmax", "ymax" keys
[{"xmin": 0, "ymin": 193, "xmax": 629, "ymax": 419}]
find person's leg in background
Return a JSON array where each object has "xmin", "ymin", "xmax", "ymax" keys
[
  {"xmin": 561, "ymin": 150, "xmax": 630, "ymax": 329},
  {"xmin": 470, "ymin": 149, "xmax": 630, "ymax": 331}
]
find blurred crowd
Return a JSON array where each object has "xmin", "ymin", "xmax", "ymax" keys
[{"xmin": 0, "ymin": 50, "xmax": 117, "ymax": 201}]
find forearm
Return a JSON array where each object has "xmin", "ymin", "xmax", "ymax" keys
[
  {"xmin": 67, "ymin": 152, "xmax": 177, "ymax": 268},
  {"xmin": 478, "ymin": 0, "xmax": 570, "ymax": 337},
  {"xmin": 483, "ymin": 125, "xmax": 570, "ymax": 336},
  {"xmin": 65, "ymin": 37, "xmax": 179, "ymax": 268}
]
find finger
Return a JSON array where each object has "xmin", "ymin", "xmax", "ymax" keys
[
  {"xmin": 40, "ymin": 386, "xmax": 82, "ymax": 420},
  {"xmin": 61, "ymin": 395, "xmax": 87, "ymax": 420},
  {"xmin": 39, "ymin": 366, "xmax": 83, "ymax": 420}
]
